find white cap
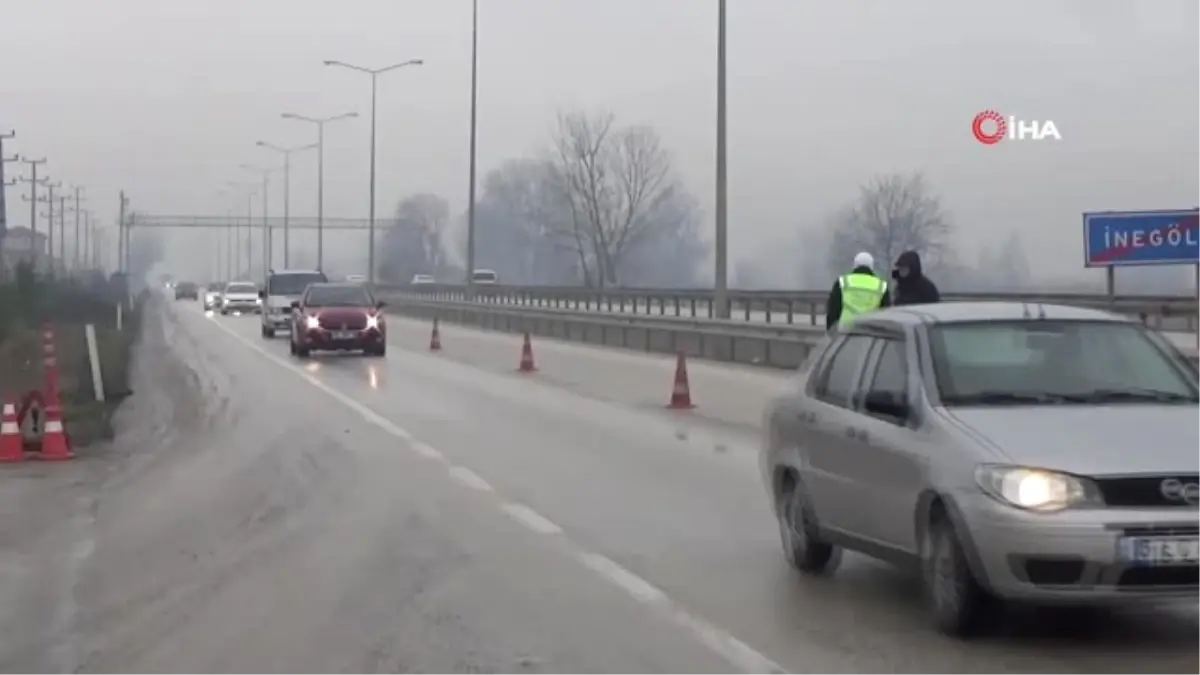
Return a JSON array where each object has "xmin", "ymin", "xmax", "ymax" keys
[{"xmin": 853, "ymin": 252, "xmax": 875, "ymax": 269}]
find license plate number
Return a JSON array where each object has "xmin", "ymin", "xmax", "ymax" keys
[
  {"xmin": 1119, "ymin": 537, "xmax": 1199, "ymax": 566},
  {"xmin": 332, "ymin": 330, "xmax": 357, "ymax": 340}
]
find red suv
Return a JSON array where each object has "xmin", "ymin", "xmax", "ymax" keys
[{"xmin": 289, "ymin": 282, "xmax": 387, "ymax": 357}]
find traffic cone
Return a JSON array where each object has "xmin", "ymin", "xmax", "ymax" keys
[
  {"xmin": 0, "ymin": 401, "xmax": 23, "ymax": 462},
  {"xmin": 667, "ymin": 352, "xmax": 696, "ymax": 409},
  {"xmin": 37, "ymin": 403, "xmax": 73, "ymax": 461},
  {"xmin": 430, "ymin": 318, "xmax": 442, "ymax": 351},
  {"xmin": 517, "ymin": 332, "xmax": 537, "ymax": 373}
]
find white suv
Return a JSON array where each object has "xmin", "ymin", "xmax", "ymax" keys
[{"xmin": 260, "ymin": 269, "xmax": 328, "ymax": 338}]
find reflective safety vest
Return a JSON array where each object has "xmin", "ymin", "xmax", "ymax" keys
[{"xmin": 838, "ymin": 273, "xmax": 887, "ymax": 326}]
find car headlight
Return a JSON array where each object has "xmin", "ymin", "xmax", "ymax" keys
[
  {"xmin": 305, "ymin": 315, "xmax": 320, "ymax": 329},
  {"xmin": 255, "ymin": 297, "xmax": 262, "ymax": 304},
  {"xmin": 366, "ymin": 314, "xmax": 379, "ymax": 329},
  {"xmin": 975, "ymin": 465, "xmax": 1101, "ymax": 512}
]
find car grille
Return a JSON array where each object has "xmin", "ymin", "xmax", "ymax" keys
[
  {"xmin": 319, "ymin": 316, "xmax": 366, "ymax": 330},
  {"xmin": 1096, "ymin": 475, "xmax": 1200, "ymax": 508}
]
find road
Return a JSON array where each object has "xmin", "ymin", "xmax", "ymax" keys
[
  {"xmin": 2, "ymin": 296, "xmax": 1196, "ymax": 673},
  {"xmin": 412, "ymin": 295, "xmax": 1200, "ymax": 356}
]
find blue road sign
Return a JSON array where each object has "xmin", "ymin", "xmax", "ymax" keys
[{"xmin": 1083, "ymin": 209, "xmax": 1199, "ymax": 267}]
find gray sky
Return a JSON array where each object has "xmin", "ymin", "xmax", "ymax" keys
[{"xmin": 2, "ymin": 0, "xmax": 1197, "ymax": 281}]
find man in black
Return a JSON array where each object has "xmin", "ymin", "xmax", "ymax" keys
[{"xmin": 886, "ymin": 250, "xmax": 941, "ymax": 306}]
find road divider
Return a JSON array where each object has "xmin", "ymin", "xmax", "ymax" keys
[{"xmin": 378, "ymin": 294, "xmax": 1199, "ymax": 369}]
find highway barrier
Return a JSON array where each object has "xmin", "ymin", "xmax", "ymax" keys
[
  {"xmin": 379, "ymin": 293, "xmax": 1200, "ymax": 370},
  {"xmin": 378, "ymin": 283, "xmax": 1198, "ymax": 333}
]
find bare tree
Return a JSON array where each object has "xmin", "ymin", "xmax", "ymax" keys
[
  {"xmin": 547, "ymin": 110, "xmax": 680, "ymax": 287},
  {"xmin": 827, "ymin": 172, "xmax": 953, "ymax": 276},
  {"xmin": 378, "ymin": 193, "xmax": 450, "ymax": 282}
]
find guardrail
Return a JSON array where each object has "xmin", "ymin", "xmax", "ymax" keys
[
  {"xmin": 380, "ymin": 295, "xmax": 1199, "ymax": 370},
  {"xmin": 376, "ymin": 283, "xmax": 1198, "ymax": 333}
]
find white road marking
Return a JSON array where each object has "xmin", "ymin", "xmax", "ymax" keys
[
  {"xmin": 448, "ymin": 466, "xmax": 493, "ymax": 492},
  {"xmin": 197, "ymin": 307, "xmax": 788, "ymax": 674},
  {"xmin": 411, "ymin": 441, "xmax": 445, "ymax": 462},
  {"xmin": 501, "ymin": 502, "xmax": 563, "ymax": 535}
]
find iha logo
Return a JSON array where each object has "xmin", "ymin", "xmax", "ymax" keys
[{"xmin": 972, "ymin": 110, "xmax": 1061, "ymax": 145}]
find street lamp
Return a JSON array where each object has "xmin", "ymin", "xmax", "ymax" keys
[
  {"xmin": 714, "ymin": 0, "xmax": 729, "ymax": 319},
  {"xmin": 281, "ymin": 111, "xmax": 358, "ymax": 272},
  {"xmin": 324, "ymin": 57, "xmax": 423, "ymax": 284},
  {"xmin": 466, "ymin": 0, "xmax": 479, "ymax": 289},
  {"xmin": 239, "ymin": 164, "xmax": 274, "ymax": 277},
  {"xmin": 256, "ymin": 141, "xmax": 317, "ymax": 268},
  {"xmin": 226, "ymin": 181, "xmax": 256, "ymax": 278}
]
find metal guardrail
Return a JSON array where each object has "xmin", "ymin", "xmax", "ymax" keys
[
  {"xmin": 380, "ymin": 295, "xmax": 1199, "ymax": 370},
  {"xmin": 376, "ymin": 283, "xmax": 1198, "ymax": 332}
]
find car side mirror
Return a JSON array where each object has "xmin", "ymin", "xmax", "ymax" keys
[
  {"xmin": 258, "ymin": 290, "xmax": 266, "ymax": 299},
  {"xmin": 863, "ymin": 391, "xmax": 910, "ymax": 420},
  {"xmin": 289, "ymin": 300, "xmax": 301, "ymax": 310}
]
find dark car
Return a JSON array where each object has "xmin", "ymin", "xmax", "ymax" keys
[
  {"xmin": 174, "ymin": 281, "xmax": 199, "ymax": 300},
  {"xmin": 289, "ymin": 282, "xmax": 387, "ymax": 357}
]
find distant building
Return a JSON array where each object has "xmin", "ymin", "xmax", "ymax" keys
[{"xmin": 0, "ymin": 226, "xmax": 51, "ymax": 273}]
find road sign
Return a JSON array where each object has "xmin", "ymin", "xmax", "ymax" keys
[{"xmin": 1083, "ymin": 209, "xmax": 1199, "ymax": 267}]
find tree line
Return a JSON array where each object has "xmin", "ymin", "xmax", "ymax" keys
[
  {"xmin": 378, "ymin": 109, "xmax": 1040, "ymax": 291},
  {"xmin": 378, "ymin": 110, "xmax": 708, "ymax": 288}
]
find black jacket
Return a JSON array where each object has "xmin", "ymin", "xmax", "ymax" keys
[
  {"xmin": 826, "ymin": 266, "xmax": 890, "ymax": 330},
  {"xmin": 885, "ymin": 250, "xmax": 941, "ymax": 306}
]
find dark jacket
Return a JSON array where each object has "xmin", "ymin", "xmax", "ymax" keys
[
  {"xmin": 886, "ymin": 250, "xmax": 941, "ymax": 307},
  {"xmin": 826, "ymin": 266, "xmax": 890, "ymax": 330}
]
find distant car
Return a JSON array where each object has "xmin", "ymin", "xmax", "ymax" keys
[
  {"xmin": 174, "ymin": 281, "xmax": 199, "ymax": 300},
  {"xmin": 289, "ymin": 282, "xmax": 386, "ymax": 358},
  {"xmin": 203, "ymin": 282, "xmax": 224, "ymax": 310},
  {"xmin": 470, "ymin": 269, "xmax": 498, "ymax": 285},
  {"xmin": 260, "ymin": 269, "xmax": 328, "ymax": 338},
  {"xmin": 761, "ymin": 302, "xmax": 1199, "ymax": 637},
  {"xmin": 411, "ymin": 274, "xmax": 435, "ymax": 286},
  {"xmin": 220, "ymin": 281, "xmax": 261, "ymax": 315}
]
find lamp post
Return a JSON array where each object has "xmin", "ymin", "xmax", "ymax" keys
[
  {"xmin": 239, "ymin": 165, "xmax": 274, "ymax": 278},
  {"xmin": 466, "ymin": 0, "xmax": 479, "ymax": 290},
  {"xmin": 713, "ymin": 0, "xmax": 729, "ymax": 319},
  {"xmin": 226, "ymin": 181, "xmax": 256, "ymax": 278},
  {"xmin": 324, "ymin": 57, "xmax": 423, "ymax": 284},
  {"xmin": 255, "ymin": 141, "xmax": 317, "ymax": 268},
  {"xmin": 281, "ymin": 112, "xmax": 358, "ymax": 272}
]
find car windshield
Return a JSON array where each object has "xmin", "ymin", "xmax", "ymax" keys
[
  {"xmin": 930, "ymin": 320, "xmax": 1199, "ymax": 406},
  {"xmin": 226, "ymin": 283, "xmax": 256, "ymax": 294},
  {"xmin": 268, "ymin": 273, "xmax": 326, "ymax": 295},
  {"xmin": 305, "ymin": 285, "xmax": 374, "ymax": 307}
]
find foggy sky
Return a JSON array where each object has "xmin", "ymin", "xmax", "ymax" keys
[{"xmin": 2, "ymin": 0, "xmax": 1197, "ymax": 282}]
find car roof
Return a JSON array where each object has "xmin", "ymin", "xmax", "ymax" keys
[
  {"xmin": 856, "ymin": 301, "xmax": 1136, "ymax": 329},
  {"xmin": 268, "ymin": 269, "xmax": 325, "ymax": 276}
]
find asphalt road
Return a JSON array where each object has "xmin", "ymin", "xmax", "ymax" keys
[{"xmin": 2, "ymin": 297, "xmax": 1196, "ymax": 673}]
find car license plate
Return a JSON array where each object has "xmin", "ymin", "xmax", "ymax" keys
[
  {"xmin": 1119, "ymin": 537, "xmax": 1200, "ymax": 566},
  {"xmin": 332, "ymin": 330, "xmax": 357, "ymax": 340}
]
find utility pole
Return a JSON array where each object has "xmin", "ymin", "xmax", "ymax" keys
[
  {"xmin": 713, "ymin": 0, "xmax": 729, "ymax": 319},
  {"xmin": 118, "ymin": 191, "xmax": 128, "ymax": 274},
  {"xmin": 0, "ymin": 130, "xmax": 18, "ymax": 280},
  {"xmin": 17, "ymin": 158, "xmax": 48, "ymax": 268},
  {"xmin": 466, "ymin": 0, "xmax": 480, "ymax": 291},
  {"xmin": 71, "ymin": 186, "xmax": 84, "ymax": 270},
  {"xmin": 57, "ymin": 193, "xmax": 69, "ymax": 268},
  {"xmin": 40, "ymin": 182, "xmax": 62, "ymax": 276}
]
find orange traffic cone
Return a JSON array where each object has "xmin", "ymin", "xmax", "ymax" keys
[
  {"xmin": 430, "ymin": 318, "xmax": 442, "ymax": 351},
  {"xmin": 667, "ymin": 352, "xmax": 696, "ymax": 409},
  {"xmin": 0, "ymin": 401, "xmax": 23, "ymax": 462},
  {"xmin": 37, "ymin": 404, "xmax": 73, "ymax": 461},
  {"xmin": 517, "ymin": 332, "xmax": 537, "ymax": 373}
]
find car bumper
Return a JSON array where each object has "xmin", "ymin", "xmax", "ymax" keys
[
  {"xmin": 959, "ymin": 494, "xmax": 1199, "ymax": 602},
  {"xmin": 264, "ymin": 313, "xmax": 292, "ymax": 328},
  {"xmin": 297, "ymin": 328, "xmax": 385, "ymax": 350},
  {"xmin": 221, "ymin": 303, "xmax": 261, "ymax": 313}
]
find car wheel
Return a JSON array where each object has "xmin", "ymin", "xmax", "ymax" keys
[
  {"xmin": 778, "ymin": 477, "xmax": 840, "ymax": 575},
  {"xmin": 365, "ymin": 344, "xmax": 386, "ymax": 357},
  {"xmin": 262, "ymin": 325, "xmax": 275, "ymax": 339},
  {"xmin": 923, "ymin": 509, "xmax": 991, "ymax": 637},
  {"xmin": 295, "ymin": 343, "xmax": 311, "ymax": 358}
]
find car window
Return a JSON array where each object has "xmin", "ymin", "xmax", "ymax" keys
[
  {"xmin": 815, "ymin": 335, "xmax": 873, "ymax": 407},
  {"xmin": 865, "ymin": 339, "xmax": 906, "ymax": 400},
  {"xmin": 930, "ymin": 320, "xmax": 1198, "ymax": 405},
  {"xmin": 305, "ymin": 285, "xmax": 374, "ymax": 307},
  {"xmin": 226, "ymin": 283, "xmax": 256, "ymax": 293},
  {"xmin": 269, "ymin": 273, "xmax": 326, "ymax": 295}
]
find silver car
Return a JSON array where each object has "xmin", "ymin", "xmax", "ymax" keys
[
  {"xmin": 762, "ymin": 302, "xmax": 1198, "ymax": 637},
  {"xmin": 260, "ymin": 269, "xmax": 327, "ymax": 338}
]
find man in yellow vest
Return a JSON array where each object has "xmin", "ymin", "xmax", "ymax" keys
[{"xmin": 825, "ymin": 251, "xmax": 890, "ymax": 330}]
